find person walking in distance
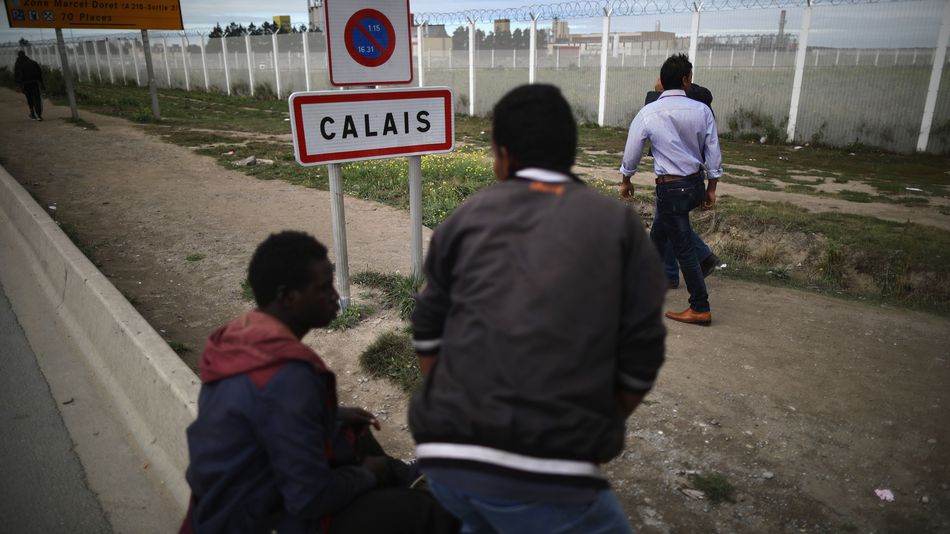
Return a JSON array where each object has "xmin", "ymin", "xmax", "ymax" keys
[
  {"xmin": 620, "ymin": 54, "xmax": 723, "ymax": 326},
  {"xmin": 14, "ymin": 51, "xmax": 44, "ymax": 121},
  {"xmin": 643, "ymin": 77, "xmax": 721, "ymax": 289},
  {"xmin": 410, "ymin": 84, "xmax": 667, "ymax": 533}
]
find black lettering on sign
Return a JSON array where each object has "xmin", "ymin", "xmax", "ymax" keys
[
  {"xmin": 342, "ymin": 115, "xmax": 357, "ymax": 139},
  {"xmin": 320, "ymin": 117, "xmax": 335, "ymax": 140},
  {"xmin": 383, "ymin": 113, "xmax": 397, "ymax": 135},
  {"xmin": 416, "ymin": 111, "xmax": 431, "ymax": 133},
  {"xmin": 403, "ymin": 112, "xmax": 409, "ymax": 134},
  {"xmin": 363, "ymin": 114, "xmax": 378, "ymax": 137}
]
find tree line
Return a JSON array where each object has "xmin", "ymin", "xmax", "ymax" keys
[{"xmin": 450, "ymin": 26, "xmax": 549, "ymax": 51}]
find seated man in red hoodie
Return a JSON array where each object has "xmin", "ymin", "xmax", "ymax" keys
[{"xmin": 183, "ymin": 231, "xmax": 458, "ymax": 534}]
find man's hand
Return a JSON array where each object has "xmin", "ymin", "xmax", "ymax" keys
[
  {"xmin": 701, "ymin": 179, "xmax": 718, "ymax": 210},
  {"xmin": 338, "ymin": 406, "xmax": 380, "ymax": 435},
  {"xmin": 620, "ymin": 177, "xmax": 634, "ymax": 201}
]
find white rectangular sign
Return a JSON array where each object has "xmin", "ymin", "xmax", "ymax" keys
[
  {"xmin": 324, "ymin": 0, "xmax": 413, "ymax": 86},
  {"xmin": 289, "ymin": 87, "xmax": 454, "ymax": 166}
]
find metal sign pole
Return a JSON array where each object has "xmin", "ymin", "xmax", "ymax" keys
[
  {"xmin": 141, "ymin": 30, "xmax": 161, "ymax": 119},
  {"xmin": 303, "ymin": 31, "xmax": 312, "ymax": 91},
  {"xmin": 327, "ymin": 162, "xmax": 351, "ymax": 310},
  {"xmin": 468, "ymin": 19, "xmax": 475, "ymax": 115},
  {"xmin": 54, "ymin": 28, "xmax": 79, "ymax": 120},
  {"xmin": 917, "ymin": 0, "xmax": 950, "ymax": 152},
  {"xmin": 408, "ymin": 155, "xmax": 424, "ymax": 278}
]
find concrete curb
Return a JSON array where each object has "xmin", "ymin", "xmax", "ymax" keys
[{"xmin": 0, "ymin": 164, "xmax": 198, "ymax": 513}]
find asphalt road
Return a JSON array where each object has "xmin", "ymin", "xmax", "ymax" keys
[{"xmin": 0, "ymin": 279, "xmax": 112, "ymax": 533}]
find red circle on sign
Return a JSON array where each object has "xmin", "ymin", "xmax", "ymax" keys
[{"xmin": 344, "ymin": 9, "xmax": 397, "ymax": 68}]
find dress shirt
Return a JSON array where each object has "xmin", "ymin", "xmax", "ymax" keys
[{"xmin": 619, "ymin": 89, "xmax": 723, "ymax": 179}]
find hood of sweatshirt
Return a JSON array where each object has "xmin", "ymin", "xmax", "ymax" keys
[{"xmin": 199, "ymin": 310, "xmax": 331, "ymax": 385}]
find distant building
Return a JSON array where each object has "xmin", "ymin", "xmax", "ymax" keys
[
  {"xmin": 308, "ymin": 0, "xmax": 324, "ymax": 33},
  {"xmin": 562, "ymin": 30, "xmax": 680, "ymax": 53},
  {"xmin": 494, "ymin": 19, "xmax": 510, "ymax": 34},
  {"xmin": 412, "ymin": 23, "xmax": 452, "ymax": 57},
  {"xmin": 551, "ymin": 18, "xmax": 570, "ymax": 41},
  {"xmin": 273, "ymin": 15, "xmax": 292, "ymax": 33}
]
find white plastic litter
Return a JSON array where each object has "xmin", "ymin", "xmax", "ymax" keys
[{"xmin": 875, "ymin": 488, "xmax": 895, "ymax": 502}]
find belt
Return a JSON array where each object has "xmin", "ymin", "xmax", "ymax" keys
[{"xmin": 655, "ymin": 173, "xmax": 701, "ymax": 185}]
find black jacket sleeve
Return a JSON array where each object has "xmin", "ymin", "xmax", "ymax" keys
[
  {"xmin": 411, "ymin": 226, "xmax": 453, "ymax": 357},
  {"xmin": 616, "ymin": 209, "xmax": 667, "ymax": 394}
]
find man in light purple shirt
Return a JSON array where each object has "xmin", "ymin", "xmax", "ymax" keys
[{"xmin": 619, "ymin": 54, "xmax": 723, "ymax": 325}]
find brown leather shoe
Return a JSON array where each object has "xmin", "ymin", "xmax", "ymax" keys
[{"xmin": 665, "ymin": 307, "xmax": 711, "ymax": 326}]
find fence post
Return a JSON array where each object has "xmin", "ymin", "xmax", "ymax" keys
[
  {"xmin": 303, "ymin": 31, "xmax": 312, "ymax": 91},
  {"xmin": 772, "ymin": 49, "xmax": 777, "ymax": 70},
  {"xmin": 105, "ymin": 39, "xmax": 115, "ymax": 84},
  {"xmin": 874, "ymin": 49, "xmax": 880, "ymax": 66},
  {"xmin": 835, "ymin": 48, "xmax": 840, "ymax": 66},
  {"xmin": 245, "ymin": 33, "xmax": 255, "ymax": 97},
  {"xmin": 416, "ymin": 24, "xmax": 425, "ymax": 87},
  {"xmin": 729, "ymin": 48, "xmax": 734, "ymax": 68},
  {"xmin": 272, "ymin": 30, "xmax": 282, "ymax": 99},
  {"xmin": 597, "ymin": 7, "xmax": 611, "ymax": 126},
  {"xmin": 814, "ymin": 48, "xmax": 819, "ymax": 67},
  {"xmin": 55, "ymin": 28, "xmax": 79, "ymax": 120},
  {"xmin": 689, "ymin": 1, "xmax": 700, "ymax": 79},
  {"xmin": 513, "ymin": 48, "xmax": 516, "ymax": 68},
  {"xmin": 751, "ymin": 47, "xmax": 756, "ymax": 67},
  {"xmin": 529, "ymin": 13, "xmax": 538, "ymax": 83},
  {"xmin": 141, "ymin": 30, "xmax": 161, "ymax": 119},
  {"xmin": 118, "ymin": 39, "xmax": 127, "ymax": 83},
  {"xmin": 894, "ymin": 48, "xmax": 899, "ymax": 66},
  {"xmin": 786, "ymin": 0, "xmax": 813, "ymax": 143},
  {"xmin": 707, "ymin": 47, "xmax": 712, "ymax": 67},
  {"xmin": 555, "ymin": 47, "xmax": 559, "ymax": 70},
  {"xmin": 131, "ymin": 38, "xmax": 141, "ymax": 86},
  {"xmin": 93, "ymin": 40, "xmax": 102, "ymax": 81},
  {"xmin": 162, "ymin": 36, "xmax": 172, "ymax": 87},
  {"xmin": 180, "ymin": 33, "xmax": 191, "ymax": 91},
  {"xmin": 855, "ymin": 49, "xmax": 860, "ymax": 65},
  {"xmin": 917, "ymin": 0, "xmax": 950, "ymax": 152},
  {"xmin": 491, "ymin": 48, "xmax": 495, "ymax": 69},
  {"xmin": 222, "ymin": 36, "xmax": 232, "ymax": 96},
  {"xmin": 198, "ymin": 33, "xmax": 209, "ymax": 91},
  {"xmin": 468, "ymin": 19, "xmax": 475, "ymax": 115}
]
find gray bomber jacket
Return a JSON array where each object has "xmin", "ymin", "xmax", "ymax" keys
[{"xmin": 409, "ymin": 172, "xmax": 667, "ymax": 488}]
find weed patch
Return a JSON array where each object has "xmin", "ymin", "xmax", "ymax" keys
[
  {"xmin": 359, "ymin": 331, "xmax": 420, "ymax": 392},
  {"xmin": 688, "ymin": 472, "xmax": 737, "ymax": 504},
  {"xmin": 352, "ymin": 271, "xmax": 421, "ymax": 320},
  {"xmin": 186, "ymin": 253, "xmax": 205, "ymax": 262},
  {"xmin": 328, "ymin": 303, "xmax": 375, "ymax": 331}
]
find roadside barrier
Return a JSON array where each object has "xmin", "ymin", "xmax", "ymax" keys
[{"xmin": 0, "ymin": 164, "xmax": 197, "ymax": 513}]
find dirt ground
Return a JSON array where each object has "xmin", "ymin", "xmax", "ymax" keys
[{"xmin": 2, "ymin": 89, "xmax": 948, "ymax": 533}]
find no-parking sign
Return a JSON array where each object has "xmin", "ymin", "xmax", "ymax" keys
[{"xmin": 325, "ymin": 0, "xmax": 413, "ymax": 86}]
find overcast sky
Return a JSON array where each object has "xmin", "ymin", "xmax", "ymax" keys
[{"xmin": 1, "ymin": 0, "xmax": 945, "ymax": 48}]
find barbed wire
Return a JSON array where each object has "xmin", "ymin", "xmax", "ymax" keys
[{"xmin": 414, "ymin": 0, "xmax": 921, "ymax": 24}]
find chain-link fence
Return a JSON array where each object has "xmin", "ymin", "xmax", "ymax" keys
[{"xmin": 1, "ymin": 0, "xmax": 948, "ymax": 153}]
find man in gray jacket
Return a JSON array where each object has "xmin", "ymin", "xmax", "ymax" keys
[{"xmin": 409, "ymin": 84, "xmax": 667, "ymax": 533}]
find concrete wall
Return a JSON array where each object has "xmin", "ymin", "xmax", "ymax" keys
[{"xmin": 0, "ymin": 164, "xmax": 198, "ymax": 512}]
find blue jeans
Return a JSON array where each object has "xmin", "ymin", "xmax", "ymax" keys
[
  {"xmin": 428, "ymin": 479, "xmax": 633, "ymax": 534},
  {"xmin": 664, "ymin": 232, "xmax": 711, "ymax": 283},
  {"xmin": 652, "ymin": 176, "xmax": 709, "ymax": 312}
]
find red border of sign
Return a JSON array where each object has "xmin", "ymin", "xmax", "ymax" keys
[
  {"xmin": 291, "ymin": 89, "xmax": 453, "ymax": 165},
  {"xmin": 344, "ymin": 8, "xmax": 396, "ymax": 67},
  {"xmin": 324, "ymin": 0, "xmax": 414, "ymax": 87}
]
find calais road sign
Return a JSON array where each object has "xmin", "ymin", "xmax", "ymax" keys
[
  {"xmin": 325, "ymin": 0, "xmax": 412, "ymax": 86},
  {"xmin": 3, "ymin": 0, "xmax": 183, "ymax": 30},
  {"xmin": 289, "ymin": 87, "xmax": 453, "ymax": 165}
]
